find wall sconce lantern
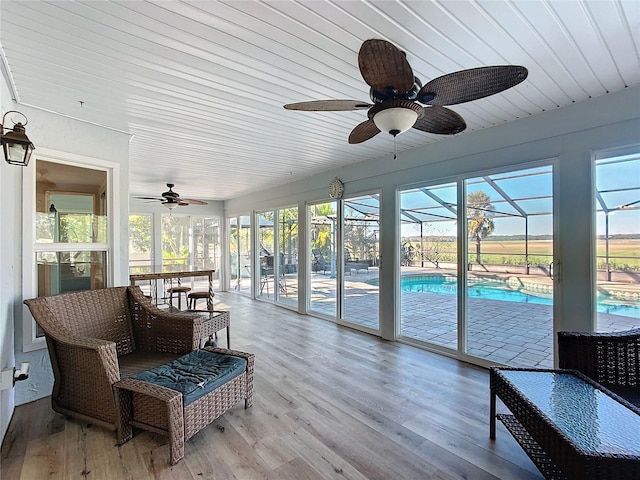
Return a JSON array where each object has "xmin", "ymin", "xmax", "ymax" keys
[{"xmin": 1, "ymin": 110, "xmax": 35, "ymax": 166}]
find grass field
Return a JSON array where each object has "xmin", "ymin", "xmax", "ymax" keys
[{"xmin": 405, "ymin": 239, "xmax": 640, "ymax": 270}]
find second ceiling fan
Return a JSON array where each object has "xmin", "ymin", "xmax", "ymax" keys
[
  {"xmin": 284, "ymin": 39, "xmax": 528, "ymax": 144},
  {"xmin": 134, "ymin": 183, "xmax": 208, "ymax": 210}
]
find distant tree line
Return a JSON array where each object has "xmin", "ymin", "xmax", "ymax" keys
[{"xmin": 404, "ymin": 233, "xmax": 640, "ymax": 242}]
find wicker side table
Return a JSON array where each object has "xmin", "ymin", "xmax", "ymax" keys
[
  {"xmin": 115, "ymin": 346, "xmax": 254, "ymax": 465},
  {"xmin": 199, "ymin": 310, "xmax": 231, "ymax": 348},
  {"xmin": 490, "ymin": 367, "xmax": 640, "ymax": 480},
  {"xmin": 182, "ymin": 310, "xmax": 230, "ymax": 348}
]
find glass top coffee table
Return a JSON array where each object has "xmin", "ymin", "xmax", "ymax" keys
[{"xmin": 490, "ymin": 367, "xmax": 640, "ymax": 480}]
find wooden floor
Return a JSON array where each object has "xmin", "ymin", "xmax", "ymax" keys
[{"xmin": 1, "ymin": 292, "xmax": 542, "ymax": 480}]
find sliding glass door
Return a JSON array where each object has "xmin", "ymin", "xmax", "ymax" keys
[
  {"xmin": 399, "ymin": 164, "xmax": 555, "ymax": 368},
  {"xmin": 255, "ymin": 207, "xmax": 299, "ymax": 306},
  {"xmin": 464, "ymin": 166, "xmax": 554, "ymax": 368},
  {"xmin": 309, "ymin": 201, "xmax": 338, "ymax": 317},
  {"xmin": 342, "ymin": 194, "xmax": 380, "ymax": 330},
  {"xmin": 308, "ymin": 195, "xmax": 381, "ymax": 332},
  {"xmin": 257, "ymin": 211, "xmax": 275, "ymax": 300},
  {"xmin": 277, "ymin": 207, "xmax": 299, "ymax": 308},
  {"xmin": 228, "ymin": 215, "xmax": 252, "ymax": 295},
  {"xmin": 399, "ymin": 182, "xmax": 458, "ymax": 349},
  {"xmin": 594, "ymin": 149, "xmax": 640, "ymax": 331}
]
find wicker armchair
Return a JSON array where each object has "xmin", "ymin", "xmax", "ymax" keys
[
  {"xmin": 558, "ymin": 328, "xmax": 640, "ymax": 407},
  {"xmin": 24, "ymin": 286, "xmax": 203, "ymax": 432}
]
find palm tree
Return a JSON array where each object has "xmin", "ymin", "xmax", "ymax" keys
[
  {"xmin": 310, "ymin": 202, "xmax": 337, "ymax": 254},
  {"xmin": 467, "ymin": 190, "xmax": 495, "ymax": 263}
]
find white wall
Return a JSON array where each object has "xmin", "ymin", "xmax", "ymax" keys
[
  {"xmin": 226, "ymin": 86, "xmax": 640, "ymax": 349},
  {"xmin": 0, "ymin": 92, "xmax": 131, "ymax": 418},
  {"xmin": 0, "ymin": 74, "xmax": 20, "ymax": 442}
]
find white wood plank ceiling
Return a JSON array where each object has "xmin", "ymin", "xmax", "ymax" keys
[{"xmin": 1, "ymin": 1, "xmax": 639, "ymax": 201}]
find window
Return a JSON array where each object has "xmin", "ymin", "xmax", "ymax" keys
[
  {"xmin": 464, "ymin": 166, "xmax": 553, "ymax": 368},
  {"xmin": 277, "ymin": 206, "xmax": 299, "ymax": 307},
  {"xmin": 343, "ymin": 194, "xmax": 380, "ymax": 331},
  {"xmin": 228, "ymin": 215, "xmax": 252, "ymax": 295},
  {"xmin": 594, "ymin": 149, "xmax": 640, "ymax": 331},
  {"xmin": 34, "ymin": 161, "xmax": 108, "ymax": 299},
  {"xmin": 256, "ymin": 206, "xmax": 298, "ymax": 306},
  {"xmin": 257, "ymin": 210, "xmax": 276, "ymax": 300},
  {"xmin": 129, "ymin": 214, "xmax": 152, "ymax": 273},
  {"xmin": 400, "ymin": 181, "xmax": 458, "ymax": 349},
  {"xmin": 309, "ymin": 201, "xmax": 338, "ymax": 317},
  {"xmin": 399, "ymin": 164, "xmax": 555, "ymax": 368},
  {"xmin": 161, "ymin": 214, "xmax": 220, "ymax": 275},
  {"xmin": 308, "ymin": 194, "xmax": 380, "ymax": 333},
  {"xmin": 24, "ymin": 154, "xmax": 119, "ymax": 352}
]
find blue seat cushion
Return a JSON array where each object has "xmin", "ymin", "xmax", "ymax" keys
[{"xmin": 131, "ymin": 349, "xmax": 247, "ymax": 405}]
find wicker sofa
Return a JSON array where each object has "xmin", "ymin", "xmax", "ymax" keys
[
  {"xmin": 558, "ymin": 328, "xmax": 640, "ymax": 408},
  {"xmin": 24, "ymin": 286, "xmax": 205, "ymax": 432}
]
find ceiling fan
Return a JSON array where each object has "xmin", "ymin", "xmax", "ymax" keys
[
  {"xmin": 284, "ymin": 39, "xmax": 528, "ymax": 144},
  {"xmin": 134, "ymin": 183, "xmax": 208, "ymax": 210}
]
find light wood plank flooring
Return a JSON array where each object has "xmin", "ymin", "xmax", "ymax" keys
[{"xmin": 1, "ymin": 292, "xmax": 542, "ymax": 480}]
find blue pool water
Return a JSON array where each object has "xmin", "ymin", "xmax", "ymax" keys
[{"xmin": 382, "ymin": 275, "xmax": 640, "ymax": 317}]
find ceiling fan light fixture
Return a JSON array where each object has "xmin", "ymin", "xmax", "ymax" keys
[
  {"xmin": 373, "ymin": 107, "xmax": 418, "ymax": 137},
  {"xmin": 164, "ymin": 201, "xmax": 179, "ymax": 210}
]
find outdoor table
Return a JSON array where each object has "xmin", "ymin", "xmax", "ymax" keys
[
  {"xmin": 129, "ymin": 265, "xmax": 215, "ymax": 311},
  {"xmin": 490, "ymin": 367, "xmax": 640, "ymax": 480}
]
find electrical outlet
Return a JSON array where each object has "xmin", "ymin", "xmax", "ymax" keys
[{"xmin": 0, "ymin": 363, "xmax": 30, "ymax": 390}]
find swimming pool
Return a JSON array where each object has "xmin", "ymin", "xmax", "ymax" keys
[{"xmin": 371, "ymin": 275, "xmax": 640, "ymax": 317}]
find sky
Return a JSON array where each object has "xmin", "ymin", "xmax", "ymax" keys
[{"xmin": 400, "ymin": 155, "xmax": 639, "ymax": 238}]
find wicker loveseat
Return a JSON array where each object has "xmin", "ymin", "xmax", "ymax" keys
[
  {"xmin": 558, "ymin": 328, "xmax": 640, "ymax": 408},
  {"xmin": 24, "ymin": 286, "xmax": 204, "ymax": 432}
]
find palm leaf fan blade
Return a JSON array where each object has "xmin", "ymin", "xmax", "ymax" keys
[
  {"xmin": 412, "ymin": 106, "xmax": 466, "ymax": 135},
  {"xmin": 284, "ymin": 100, "xmax": 371, "ymax": 111},
  {"xmin": 358, "ymin": 39, "xmax": 414, "ymax": 94},
  {"xmin": 418, "ymin": 66, "xmax": 528, "ymax": 106},
  {"xmin": 349, "ymin": 120, "xmax": 380, "ymax": 144}
]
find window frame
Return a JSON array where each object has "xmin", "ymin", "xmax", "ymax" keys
[
  {"xmin": 593, "ymin": 144, "xmax": 640, "ymax": 332},
  {"xmin": 22, "ymin": 148, "xmax": 120, "ymax": 352}
]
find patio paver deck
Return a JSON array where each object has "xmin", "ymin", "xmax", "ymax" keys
[
  {"xmin": 221, "ymin": 267, "xmax": 639, "ymax": 368},
  {"xmin": 302, "ymin": 267, "xmax": 638, "ymax": 368}
]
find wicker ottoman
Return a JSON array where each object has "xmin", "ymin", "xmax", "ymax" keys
[{"xmin": 115, "ymin": 347, "xmax": 254, "ymax": 464}]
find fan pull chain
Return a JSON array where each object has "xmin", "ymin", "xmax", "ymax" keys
[{"xmin": 393, "ymin": 135, "xmax": 397, "ymax": 160}]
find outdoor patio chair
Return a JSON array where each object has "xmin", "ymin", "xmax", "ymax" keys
[
  {"xmin": 312, "ymin": 248, "xmax": 327, "ymax": 274},
  {"xmin": 558, "ymin": 328, "xmax": 640, "ymax": 407},
  {"xmin": 23, "ymin": 286, "xmax": 203, "ymax": 433}
]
